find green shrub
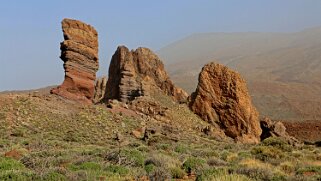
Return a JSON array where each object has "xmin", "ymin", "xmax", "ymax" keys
[
  {"xmin": 42, "ymin": 171, "xmax": 67, "ymax": 181},
  {"xmin": 68, "ymin": 162, "xmax": 102, "ymax": 171},
  {"xmin": 191, "ymin": 148, "xmax": 220, "ymax": 158},
  {"xmin": 145, "ymin": 163, "xmax": 155, "ymax": 174},
  {"xmin": 208, "ymin": 174, "xmax": 252, "ymax": 181},
  {"xmin": 106, "ymin": 149, "xmax": 145, "ymax": 167},
  {"xmin": 279, "ymin": 162, "xmax": 295, "ymax": 174},
  {"xmin": 196, "ymin": 168, "xmax": 225, "ymax": 181},
  {"xmin": 0, "ymin": 157, "xmax": 25, "ymax": 170},
  {"xmin": 148, "ymin": 167, "xmax": 171, "ymax": 181},
  {"xmin": 296, "ymin": 166, "xmax": 321, "ymax": 175},
  {"xmin": 182, "ymin": 157, "xmax": 206, "ymax": 173},
  {"xmin": 174, "ymin": 144, "xmax": 189, "ymax": 154},
  {"xmin": 238, "ymin": 151, "xmax": 252, "ymax": 159},
  {"xmin": 63, "ymin": 131, "xmax": 80, "ymax": 142},
  {"xmin": 262, "ymin": 137, "xmax": 291, "ymax": 152},
  {"xmin": 234, "ymin": 167, "xmax": 273, "ymax": 180},
  {"xmin": 220, "ymin": 150, "xmax": 230, "ymax": 161},
  {"xmin": 156, "ymin": 143, "xmax": 170, "ymax": 151},
  {"xmin": 207, "ymin": 157, "xmax": 228, "ymax": 167},
  {"xmin": 170, "ymin": 167, "xmax": 185, "ymax": 179},
  {"xmin": 122, "ymin": 149, "xmax": 145, "ymax": 167},
  {"xmin": 251, "ymin": 146, "xmax": 284, "ymax": 161},
  {"xmin": 137, "ymin": 145, "xmax": 149, "ymax": 152},
  {"xmin": 0, "ymin": 170, "xmax": 35, "ymax": 181},
  {"xmin": 105, "ymin": 165, "xmax": 129, "ymax": 176}
]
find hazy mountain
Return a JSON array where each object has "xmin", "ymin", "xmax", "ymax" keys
[{"xmin": 158, "ymin": 27, "xmax": 321, "ymax": 120}]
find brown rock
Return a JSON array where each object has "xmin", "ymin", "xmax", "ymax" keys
[
  {"xmin": 189, "ymin": 62, "xmax": 262, "ymax": 143},
  {"xmin": 132, "ymin": 126, "xmax": 146, "ymax": 139},
  {"xmin": 260, "ymin": 117, "xmax": 300, "ymax": 146},
  {"xmin": 104, "ymin": 46, "xmax": 188, "ymax": 103},
  {"xmin": 129, "ymin": 97, "xmax": 172, "ymax": 122},
  {"xmin": 4, "ymin": 149, "xmax": 24, "ymax": 160},
  {"xmin": 51, "ymin": 18, "xmax": 99, "ymax": 104},
  {"xmin": 93, "ymin": 76, "xmax": 107, "ymax": 103}
]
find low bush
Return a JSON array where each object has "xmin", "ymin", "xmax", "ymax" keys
[
  {"xmin": 170, "ymin": 167, "xmax": 185, "ymax": 179},
  {"xmin": 148, "ymin": 167, "xmax": 171, "ymax": 181},
  {"xmin": 296, "ymin": 165, "xmax": 321, "ymax": 175},
  {"xmin": 207, "ymin": 157, "xmax": 228, "ymax": 167},
  {"xmin": 105, "ymin": 165, "xmax": 129, "ymax": 176},
  {"xmin": 0, "ymin": 157, "xmax": 25, "ymax": 170},
  {"xmin": 41, "ymin": 171, "xmax": 67, "ymax": 181},
  {"xmin": 251, "ymin": 146, "xmax": 284, "ymax": 161},
  {"xmin": 182, "ymin": 157, "xmax": 206, "ymax": 173},
  {"xmin": 262, "ymin": 137, "xmax": 292, "ymax": 152},
  {"xmin": 0, "ymin": 170, "xmax": 36, "ymax": 181},
  {"xmin": 196, "ymin": 168, "xmax": 252, "ymax": 181},
  {"xmin": 174, "ymin": 144, "xmax": 189, "ymax": 154},
  {"xmin": 68, "ymin": 162, "xmax": 102, "ymax": 171},
  {"xmin": 279, "ymin": 161, "xmax": 295, "ymax": 174}
]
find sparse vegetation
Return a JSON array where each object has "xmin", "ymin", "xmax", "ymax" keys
[{"xmin": 0, "ymin": 94, "xmax": 320, "ymax": 180}]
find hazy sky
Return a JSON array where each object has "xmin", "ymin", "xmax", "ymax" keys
[{"xmin": 1, "ymin": 0, "xmax": 321, "ymax": 91}]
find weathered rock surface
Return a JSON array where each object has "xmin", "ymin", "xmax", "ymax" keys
[
  {"xmin": 104, "ymin": 46, "xmax": 188, "ymax": 103},
  {"xmin": 260, "ymin": 117, "xmax": 300, "ymax": 146},
  {"xmin": 130, "ymin": 97, "xmax": 172, "ymax": 123},
  {"xmin": 189, "ymin": 62, "xmax": 262, "ymax": 143},
  {"xmin": 51, "ymin": 18, "xmax": 99, "ymax": 103},
  {"xmin": 93, "ymin": 76, "xmax": 107, "ymax": 103}
]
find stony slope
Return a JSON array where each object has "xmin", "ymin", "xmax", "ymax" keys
[{"xmin": 0, "ymin": 91, "xmax": 321, "ymax": 180}]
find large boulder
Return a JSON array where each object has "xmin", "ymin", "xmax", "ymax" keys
[
  {"xmin": 189, "ymin": 62, "xmax": 262, "ymax": 143},
  {"xmin": 104, "ymin": 46, "xmax": 188, "ymax": 103},
  {"xmin": 51, "ymin": 18, "xmax": 99, "ymax": 104},
  {"xmin": 260, "ymin": 117, "xmax": 300, "ymax": 146}
]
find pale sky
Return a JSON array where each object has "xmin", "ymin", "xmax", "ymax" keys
[{"xmin": 1, "ymin": 0, "xmax": 321, "ymax": 91}]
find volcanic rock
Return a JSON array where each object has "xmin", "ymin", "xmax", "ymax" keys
[
  {"xmin": 93, "ymin": 76, "xmax": 107, "ymax": 103},
  {"xmin": 132, "ymin": 126, "xmax": 146, "ymax": 139},
  {"xmin": 189, "ymin": 62, "xmax": 262, "ymax": 143},
  {"xmin": 260, "ymin": 117, "xmax": 300, "ymax": 146},
  {"xmin": 129, "ymin": 97, "xmax": 172, "ymax": 122},
  {"xmin": 104, "ymin": 46, "xmax": 188, "ymax": 103},
  {"xmin": 51, "ymin": 18, "xmax": 99, "ymax": 104}
]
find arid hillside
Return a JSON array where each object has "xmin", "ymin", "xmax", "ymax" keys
[{"xmin": 158, "ymin": 27, "xmax": 321, "ymax": 120}]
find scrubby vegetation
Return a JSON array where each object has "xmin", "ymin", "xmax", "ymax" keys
[{"xmin": 0, "ymin": 94, "xmax": 320, "ymax": 180}]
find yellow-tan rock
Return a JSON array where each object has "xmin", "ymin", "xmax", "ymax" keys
[{"xmin": 189, "ymin": 62, "xmax": 262, "ymax": 143}]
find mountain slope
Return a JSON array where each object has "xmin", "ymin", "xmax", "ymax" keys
[{"xmin": 158, "ymin": 27, "xmax": 321, "ymax": 120}]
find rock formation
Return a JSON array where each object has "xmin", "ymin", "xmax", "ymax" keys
[
  {"xmin": 51, "ymin": 18, "xmax": 99, "ymax": 104},
  {"xmin": 189, "ymin": 62, "xmax": 262, "ymax": 143},
  {"xmin": 260, "ymin": 117, "xmax": 300, "ymax": 146},
  {"xmin": 93, "ymin": 76, "xmax": 107, "ymax": 103},
  {"xmin": 104, "ymin": 46, "xmax": 188, "ymax": 103}
]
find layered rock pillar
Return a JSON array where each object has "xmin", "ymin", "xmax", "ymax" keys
[{"xmin": 51, "ymin": 19, "xmax": 99, "ymax": 103}]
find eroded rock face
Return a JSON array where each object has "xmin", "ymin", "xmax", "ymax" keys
[
  {"xmin": 104, "ymin": 46, "xmax": 188, "ymax": 103},
  {"xmin": 51, "ymin": 18, "xmax": 99, "ymax": 103},
  {"xmin": 189, "ymin": 62, "xmax": 262, "ymax": 143},
  {"xmin": 93, "ymin": 76, "xmax": 107, "ymax": 103},
  {"xmin": 260, "ymin": 117, "xmax": 300, "ymax": 146}
]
